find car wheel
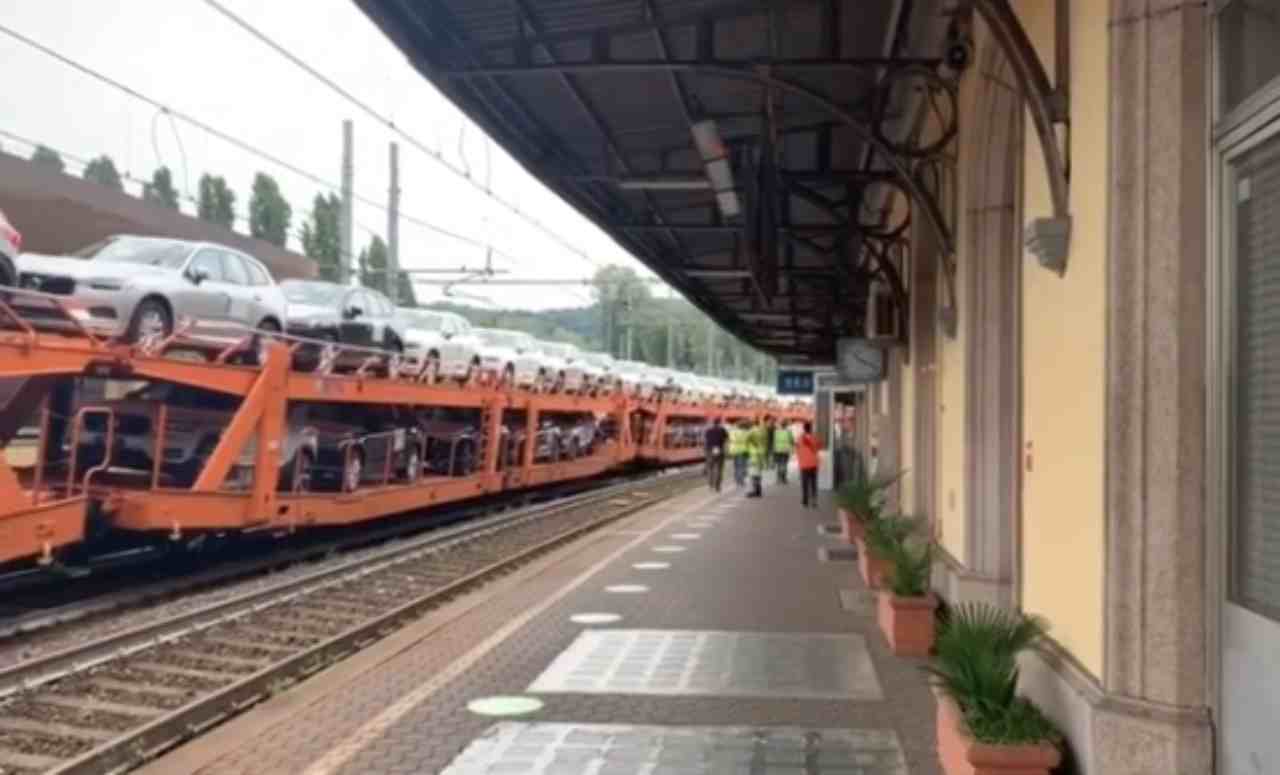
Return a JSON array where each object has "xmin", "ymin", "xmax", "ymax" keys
[
  {"xmin": 568, "ymin": 436, "xmax": 581, "ymax": 459},
  {"xmin": 462, "ymin": 356, "xmax": 480, "ymax": 384},
  {"xmin": 254, "ymin": 318, "xmax": 282, "ymax": 365},
  {"xmin": 187, "ymin": 436, "xmax": 219, "ymax": 485},
  {"xmin": 452, "ymin": 439, "xmax": 475, "ymax": 476},
  {"xmin": 282, "ymin": 449, "xmax": 314, "ymax": 493},
  {"xmin": 0, "ymin": 256, "xmax": 14, "ymax": 288},
  {"xmin": 127, "ymin": 298, "xmax": 173, "ymax": 344},
  {"xmin": 421, "ymin": 350, "xmax": 441, "ymax": 383},
  {"xmin": 342, "ymin": 449, "xmax": 364, "ymax": 493},
  {"xmin": 402, "ymin": 445, "xmax": 422, "ymax": 484}
]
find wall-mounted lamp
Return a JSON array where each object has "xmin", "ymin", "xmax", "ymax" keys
[{"xmin": 1024, "ymin": 215, "xmax": 1072, "ymax": 276}]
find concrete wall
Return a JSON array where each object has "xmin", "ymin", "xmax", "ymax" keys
[{"xmin": 0, "ymin": 152, "xmax": 316, "ymax": 281}]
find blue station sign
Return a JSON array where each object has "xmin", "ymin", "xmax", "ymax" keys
[{"xmin": 776, "ymin": 370, "xmax": 816, "ymax": 396}]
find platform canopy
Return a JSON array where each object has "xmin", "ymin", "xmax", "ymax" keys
[{"xmin": 356, "ymin": 0, "xmax": 960, "ymax": 364}]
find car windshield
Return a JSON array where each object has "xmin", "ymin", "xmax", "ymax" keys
[
  {"xmin": 400, "ymin": 310, "xmax": 445, "ymax": 331},
  {"xmin": 282, "ymin": 281, "xmax": 345, "ymax": 305},
  {"xmin": 479, "ymin": 330, "xmax": 526, "ymax": 348},
  {"xmin": 582, "ymin": 353, "xmax": 612, "ymax": 368},
  {"xmin": 543, "ymin": 343, "xmax": 576, "ymax": 358},
  {"xmin": 74, "ymin": 237, "xmax": 190, "ymax": 268}
]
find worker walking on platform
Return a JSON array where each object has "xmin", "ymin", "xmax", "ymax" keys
[
  {"xmin": 729, "ymin": 420, "xmax": 749, "ymax": 487},
  {"xmin": 772, "ymin": 422, "xmax": 794, "ymax": 484},
  {"xmin": 745, "ymin": 417, "xmax": 769, "ymax": 498},
  {"xmin": 703, "ymin": 417, "xmax": 728, "ymax": 492},
  {"xmin": 797, "ymin": 421, "xmax": 820, "ymax": 508}
]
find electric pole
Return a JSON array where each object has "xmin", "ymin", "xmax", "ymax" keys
[
  {"xmin": 624, "ymin": 284, "xmax": 634, "ymax": 361},
  {"xmin": 387, "ymin": 141, "xmax": 401, "ymax": 301},
  {"xmin": 705, "ymin": 318, "xmax": 715, "ymax": 376},
  {"xmin": 665, "ymin": 287, "xmax": 675, "ymax": 368},
  {"xmin": 340, "ymin": 120, "xmax": 354, "ymax": 284}
]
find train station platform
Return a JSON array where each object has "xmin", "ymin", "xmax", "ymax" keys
[{"xmin": 137, "ymin": 475, "xmax": 941, "ymax": 775}]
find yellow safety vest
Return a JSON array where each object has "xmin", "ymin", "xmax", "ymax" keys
[{"xmin": 727, "ymin": 428, "xmax": 747, "ymax": 455}]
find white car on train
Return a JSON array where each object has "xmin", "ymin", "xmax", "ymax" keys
[
  {"xmin": 396, "ymin": 308, "xmax": 483, "ymax": 382},
  {"xmin": 474, "ymin": 328, "xmax": 552, "ymax": 389},
  {"xmin": 535, "ymin": 340, "xmax": 591, "ymax": 394}
]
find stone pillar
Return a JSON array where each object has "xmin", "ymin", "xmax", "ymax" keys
[
  {"xmin": 960, "ymin": 34, "xmax": 1023, "ymax": 609},
  {"xmin": 1100, "ymin": 1, "xmax": 1213, "ymax": 771},
  {"xmin": 910, "ymin": 217, "xmax": 940, "ymax": 527}
]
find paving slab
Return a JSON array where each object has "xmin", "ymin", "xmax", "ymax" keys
[{"xmin": 137, "ymin": 481, "xmax": 941, "ymax": 775}]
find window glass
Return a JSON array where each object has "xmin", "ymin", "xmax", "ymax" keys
[
  {"xmin": 76, "ymin": 237, "xmax": 190, "ymax": 268},
  {"xmin": 219, "ymin": 252, "xmax": 251, "ymax": 286},
  {"xmin": 1230, "ymin": 129, "xmax": 1280, "ymax": 620},
  {"xmin": 244, "ymin": 259, "xmax": 271, "ymax": 286},
  {"xmin": 188, "ymin": 250, "xmax": 225, "ymax": 282},
  {"xmin": 352, "ymin": 291, "xmax": 373, "ymax": 316},
  {"xmin": 1219, "ymin": 1, "xmax": 1280, "ymax": 116}
]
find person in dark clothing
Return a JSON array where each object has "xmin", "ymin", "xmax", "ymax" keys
[{"xmin": 703, "ymin": 418, "xmax": 728, "ymax": 492}]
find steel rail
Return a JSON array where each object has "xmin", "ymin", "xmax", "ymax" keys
[
  {"xmin": 0, "ymin": 469, "xmax": 690, "ymax": 702},
  {"xmin": 33, "ymin": 471, "xmax": 699, "ymax": 775}
]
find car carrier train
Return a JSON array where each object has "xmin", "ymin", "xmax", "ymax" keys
[{"xmin": 0, "ymin": 285, "xmax": 811, "ymax": 572}]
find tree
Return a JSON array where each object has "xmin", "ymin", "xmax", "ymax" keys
[
  {"xmin": 197, "ymin": 174, "xmax": 236, "ymax": 229},
  {"xmin": 82, "ymin": 155, "xmax": 123, "ymax": 191},
  {"xmin": 30, "ymin": 145, "xmax": 65, "ymax": 174},
  {"xmin": 300, "ymin": 193, "xmax": 342, "ymax": 281},
  {"xmin": 249, "ymin": 173, "xmax": 292, "ymax": 248},
  {"xmin": 358, "ymin": 236, "xmax": 389, "ymax": 295},
  {"xmin": 591, "ymin": 265, "xmax": 653, "ymax": 358},
  {"xmin": 143, "ymin": 166, "xmax": 180, "ymax": 210}
]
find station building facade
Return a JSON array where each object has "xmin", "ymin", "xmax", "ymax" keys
[{"xmin": 860, "ymin": 3, "xmax": 1279, "ymax": 773}]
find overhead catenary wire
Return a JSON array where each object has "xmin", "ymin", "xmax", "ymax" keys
[
  {"xmin": 198, "ymin": 0, "xmax": 604, "ymax": 270},
  {"xmin": 0, "ymin": 21, "xmax": 533, "ymax": 268}
]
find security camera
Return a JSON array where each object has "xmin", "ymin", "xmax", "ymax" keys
[{"xmin": 944, "ymin": 38, "xmax": 972, "ymax": 72}]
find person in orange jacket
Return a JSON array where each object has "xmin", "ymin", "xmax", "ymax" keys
[{"xmin": 796, "ymin": 421, "xmax": 821, "ymax": 509}]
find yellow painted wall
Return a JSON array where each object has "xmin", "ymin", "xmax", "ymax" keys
[{"xmin": 1016, "ymin": 0, "xmax": 1107, "ymax": 677}]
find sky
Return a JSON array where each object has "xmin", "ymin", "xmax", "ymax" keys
[{"xmin": 0, "ymin": 0, "xmax": 662, "ymax": 310}]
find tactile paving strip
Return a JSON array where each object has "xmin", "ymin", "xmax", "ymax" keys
[
  {"xmin": 440, "ymin": 722, "xmax": 909, "ymax": 774},
  {"xmin": 527, "ymin": 630, "xmax": 884, "ymax": 700}
]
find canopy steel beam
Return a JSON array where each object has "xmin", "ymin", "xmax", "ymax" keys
[
  {"xmin": 507, "ymin": 0, "xmax": 692, "ymax": 271},
  {"xmin": 973, "ymin": 0, "xmax": 1069, "ymax": 218},
  {"xmin": 435, "ymin": 58, "xmax": 944, "ymax": 78}
]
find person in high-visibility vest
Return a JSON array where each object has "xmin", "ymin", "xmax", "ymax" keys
[
  {"xmin": 745, "ymin": 416, "xmax": 771, "ymax": 498},
  {"xmin": 727, "ymin": 421, "xmax": 749, "ymax": 488},
  {"xmin": 772, "ymin": 422, "xmax": 794, "ymax": 484}
]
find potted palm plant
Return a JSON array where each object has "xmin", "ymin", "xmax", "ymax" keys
[
  {"xmin": 927, "ymin": 603, "xmax": 1063, "ymax": 775},
  {"xmin": 835, "ymin": 469, "xmax": 905, "ymax": 543},
  {"xmin": 858, "ymin": 514, "xmax": 918, "ymax": 589},
  {"xmin": 877, "ymin": 536, "xmax": 936, "ymax": 657}
]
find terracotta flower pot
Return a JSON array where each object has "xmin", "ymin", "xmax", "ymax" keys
[
  {"xmin": 934, "ymin": 691, "xmax": 1062, "ymax": 775},
  {"xmin": 853, "ymin": 536, "xmax": 891, "ymax": 589},
  {"xmin": 838, "ymin": 507, "xmax": 867, "ymax": 543},
  {"xmin": 877, "ymin": 591, "xmax": 936, "ymax": 657}
]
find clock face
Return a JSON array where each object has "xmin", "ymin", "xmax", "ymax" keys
[{"xmin": 836, "ymin": 339, "xmax": 885, "ymax": 384}]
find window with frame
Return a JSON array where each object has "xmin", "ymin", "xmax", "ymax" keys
[
  {"xmin": 218, "ymin": 252, "xmax": 251, "ymax": 286},
  {"xmin": 189, "ymin": 251, "xmax": 224, "ymax": 282},
  {"xmin": 1229, "ymin": 130, "xmax": 1280, "ymax": 619},
  {"xmin": 1219, "ymin": 0, "xmax": 1280, "ymax": 116}
]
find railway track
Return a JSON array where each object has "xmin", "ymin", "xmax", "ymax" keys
[
  {"xmin": 0, "ymin": 469, "xmax": 701, "ymax": 775},
  {"xmin": 0, "ymin": 469, "xmax": 654, "ymax": 647}
]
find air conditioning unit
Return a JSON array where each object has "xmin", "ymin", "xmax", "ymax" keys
[{"xmin": 864, "ymin": 281, "xmax": 901, "ymax": 345}]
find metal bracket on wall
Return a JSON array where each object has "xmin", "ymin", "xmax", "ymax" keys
[{"xmin": 972, "ymin": 0, "xmax": 1072, "ymax": 269}]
